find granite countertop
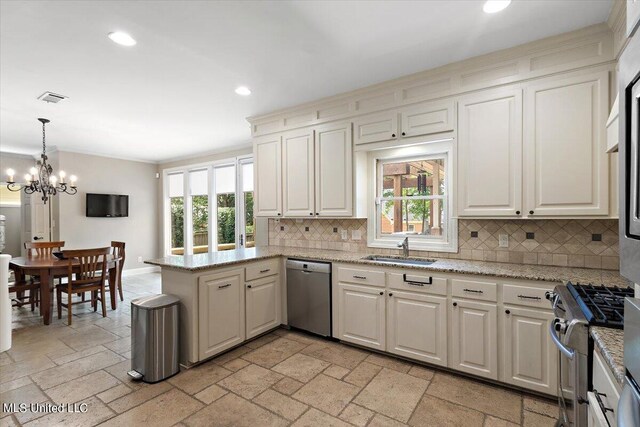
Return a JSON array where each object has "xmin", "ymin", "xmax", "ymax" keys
[
  {"xmin": 591, "ymin": 327, "xmax": 625, "ymax": 385},
  {"xmin": 145, "ymin": 246, "xmax": 632, "ymax": 287}
]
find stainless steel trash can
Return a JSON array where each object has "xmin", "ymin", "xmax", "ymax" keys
[{"xmin": 128, "ymin": 294, "xmax": 179, "ymax": 383}]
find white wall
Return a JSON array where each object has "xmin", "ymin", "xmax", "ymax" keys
[{"xmin": 53, "ymin": 151, "xmax": 159, "ymax": 271}]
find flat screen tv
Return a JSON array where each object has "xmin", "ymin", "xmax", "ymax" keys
[{"xmin": 86, "ymin": 193, "xmax": 129, "ymax": 217}]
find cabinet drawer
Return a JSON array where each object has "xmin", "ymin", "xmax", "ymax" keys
[
  {"xmin": 592, "ymin": 348, "xmax": 620, "ymax": 427},
  {"xmin": 503, "ymin": 284, "xmax": 550, "ymax": 308},
  {"xmin": 246, "ymin": 259, "xmax": 280, "ymax": 281},
  {"xmin": 337, "ymin": 266, "xmax": 385, "ymax": 287},
  {"xmin": 388, "ymin": 272, "xmax": 447, "ymax": 296},
  {"xmin": 451, "ymin": 278, "xmax": 497, "ymax": 302}
]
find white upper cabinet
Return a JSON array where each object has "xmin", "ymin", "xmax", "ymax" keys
[
  {"xmin": 524, "ymin": 70, "xmax": 609, "ymax": 216},
  {"xmin": 353, "ymin": 112, "xmax": 398, "ymax": 145},
  {"xmin": 400, "ymin": 99, "xmax": 455, "ymax": 138},
  {"xmin": 254, "ymin": 136, "xmax": 282, "ymax": 217},
  {"xmin": 458, "ymin": 88, "xmax": 523, "ymax": 217},
  {"xmin": 282, "ymin": 129, "xmax": 315, "ymax": 217},
  {"xmin": 315, "ymin": 122, "xmax": 353, "ymax": 216}
]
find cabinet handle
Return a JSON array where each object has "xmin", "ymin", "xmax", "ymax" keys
[
  {"xmin": 453, "ymin": 302, "xmax": 458, "ymax": 307},
  {"xmin": 463, "ymin": 288, "xmax": 483, "ymax": 294},
  {"xmin": 529, "ymin": 210, "xmax": 534, "ymax": 215},
  {"xmin": 389, "ymin": 293, "xmax": 393, "ymax": 297},
  {"xmin": 247, "ymin": 285, "xmax": 252, "ymax": 289},
  {"xmin": 516, "ymin": 210, "xmax": 521, "ymax": 215},
  {"xmin": 260, "ymin": 269, "xmax": 271, "ymax": 273},
  {"xmin": 505, "ymin": 309, "xmax": 511, "ymax": 314},
  {"xmin": 593, "ymin": 389, "xmax": 614, "ymax": 413},
  {"xmin": 518, "ymin": 294, "xmax": 541, "ymax": 300},
  {"xmin": 403, "ymin": 274, "xmax": 432, "ymax": 286},
  {"xmin": 379, "ymin": 291, "xmax": 384, "ymax": 295},
  {"xmin": 353, "ymin": 275, "xmax": 367, "ymax": 280},
  {"xmin": 391, "ymin": 133, "xmax": 396, "ymax": 138},
  {"xmin": 401, "ymin": 132, "xmax": 406, "ymax": 136},
  {"xmin": 218, "ymin": 284, "xmax": 231, "ymax": 289}
]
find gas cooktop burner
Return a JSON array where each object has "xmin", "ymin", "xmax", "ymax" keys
[{"xmin": 566, "ymin": 283, "xmax": 635, "ymax": 328}]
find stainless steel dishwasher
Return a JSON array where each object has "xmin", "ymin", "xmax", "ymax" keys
[{"xmin": 286, "ymin": 259, "xmax": 332, "ymax": 337}]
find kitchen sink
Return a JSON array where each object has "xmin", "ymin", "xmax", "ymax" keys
[{"xmin": 362, "ymin": 255, "xmax": 436, "ymax": 266}]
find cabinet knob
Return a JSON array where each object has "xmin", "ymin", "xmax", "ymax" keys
[
  {"xmin": 505, "ymin": 309, "xmax": 510, "ymax": 315},
  {"xmin": 309, "ymin": 213, "xmax": 313, "ymax": 216},
  {"xmin": 529, "ymin": 210, "xmax": 534, "ymax": 215},
  {"xmin": 401, "ymin": 132, "xmax": 406, "ymax": 136},
  {"xmin": 277, "ymin": 213, "xmax": 281, "ymax": 216},
  {"xmin": 389, "ymin": 293, "xmax": 393, "ymax": 297},
  {"xmin": 247, "ymin": 285, "xmax": 252, "ymax": 289},
  {"xmin": 391, "ymin": 133, "xmax": 396, "ymax": 138},
  {"xmin": 453, "ymin": 302, "xmax": 458, "ymax": 307},
  {"xmin": 516, "ymin": 210, "xmax": 521, "ymax": 215},
  {"xmin": 316, "ymin": 213, "xmax": 319, "ymax": 216},
  {"xmin": 379, "ymin": 291, "xmax": 384, "ymax": 295}
]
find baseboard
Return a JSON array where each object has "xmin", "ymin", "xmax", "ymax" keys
[{"xmin": 122, "ymin": 266, "xmax": 160, "ymax": 277}]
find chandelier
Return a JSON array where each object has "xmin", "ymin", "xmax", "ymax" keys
[{"xmin": 5, "ymin": 118, "xmax": 77, "ymax": 204}]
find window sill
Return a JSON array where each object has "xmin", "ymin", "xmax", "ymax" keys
[{"xmin": 368, "ymin": 238, "xmax": 458, "ymax": 253}]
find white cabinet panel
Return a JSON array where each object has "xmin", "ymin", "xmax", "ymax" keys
[
  {"xmin": 337, "ymin": 283, "xmax": 386, "ymax": 350},
  {"xmin": 315, "ymin": 122, "xmax": 353, "ymax": 216},
  {"xmin": 246, "ymin": 275, "xmax": 280, "ymax": 339},
  {"xmin": 524, "ymin": 71, "xmax": 609, "ymax": 216},
  {"xmin": 502, "ymin": 306, "xmax": 557, "ymax": 395},
  {"xmin": 450, "ymin": 299, "xmax": 498, "ymax": 380},
  {"xmin": 282, "ymin": 129, "xmax": 315, "ymax": 216},
  {"xmin": 353, "ymin": 112, "xmax": 398, "ymax": 145},
  {"xmin": 387, "ymin": 291, "xmax": 447, "ymax": 366},
  {"xmin": 254, "ymin": 136, "xmax": 282, "ymax": 217},
  {"xmin": 458, "ymin": 88, "xmax": 523, "ymax": 216},
  {"xmin": 400, "ymin": 100, "xmax": 454, "ymax": 138},
  {"xmin": 198, "ymin": 270, "xmax": 245, "ymax": 360}
]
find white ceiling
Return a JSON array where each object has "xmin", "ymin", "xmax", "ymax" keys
[{"xmin": 0, "ymin": 0, "xmax": 612, "ymax": 163}]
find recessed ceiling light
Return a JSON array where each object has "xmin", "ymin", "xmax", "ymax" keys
[
  {"xmin": 483, "ymin": 0, "xmax": 511, "ymax": 13},
  {"xmin": 235, "ymin": 86, "xmax": 251, "ymax": 96},
  {"xmin": 108, "ymin": 31, "xmax": 136, "ymax": 47}
]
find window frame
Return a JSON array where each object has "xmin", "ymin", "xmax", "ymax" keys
[{"xmin": 367, "ymin": 141, "xmax": 457, "ymax": 253}]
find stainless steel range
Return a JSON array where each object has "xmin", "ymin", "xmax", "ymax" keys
[{"xmin": 547, "ymin": 283, "xmax": 635, "ymax": 426}]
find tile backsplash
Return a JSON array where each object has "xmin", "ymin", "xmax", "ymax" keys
[{"xmin": 268, "ymin": 218, "xmax": 619, "ymax": 270}]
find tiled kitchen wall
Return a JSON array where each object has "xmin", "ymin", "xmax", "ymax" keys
[{"xmin": 268, "ymin": 218, "xmax": 620, "ymax": 270}]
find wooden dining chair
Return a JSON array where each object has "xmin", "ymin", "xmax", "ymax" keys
[
  {"xmin": 110, "ymin": 241, "xmax": 126, "ymax": 302},
  {"xmin": 24, "ymin": 241, "xmax": 65, "ymax": 257},
  {"xmin": 9, "ymin": 277, "xmax": 40, "ymax": 311},
  {"xmin": 56, "ymin": 247, "xmax": 110, "ymax": 325}
]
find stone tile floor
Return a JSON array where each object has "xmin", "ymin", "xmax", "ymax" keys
[{"xmin": 1, "ymin": 272, "xmax": 560, "ymax": 426}]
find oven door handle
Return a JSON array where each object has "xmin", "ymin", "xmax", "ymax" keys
[{"xmin": 549, "ymin": 321, "xmax": 575, "ymax": 360}]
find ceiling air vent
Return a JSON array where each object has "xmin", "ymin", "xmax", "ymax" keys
[{"xmin": 37, "ymin": 92, "xmax": 68, "ymax": 103}]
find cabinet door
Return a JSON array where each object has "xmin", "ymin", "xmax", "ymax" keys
[
  {"xmin": 353, "ymin": 112, "xmax": 398, "ymax": 145},
  {"xmin": 246, "ymin": 275, "xmax": 281, "ymax": 339},
  {"xmin": 282, "ymin": 129, "xmax": 315, "ymax": 216},
  {"xmin": 400, "ymin": 100, "xmax": 454, "ymax": 138},
  {"xmin": 524, "ymin": 71, "xmax": 609, "ymax": 216},
  {"xmin": 337, "ymin": 283, "xmax": 385, "ymax": 351},
  {"xmin": 254, "ymin": 136, "xmax": 282, "ymax": 217},
  {"xmin": 450, "ymin": 299, "xmax": 498, "ymax": 380},
  {"xmin": 458, "ymin": 88, "xmax": 523, "ymax": 216},
  {"xmin": 198, "ymin": 270, "xmax": 245, "ymax": 360},
  {"xmin": 502, "ymin": 306, "xmax": 557, "ymax": 395},
  {"xmin": 315, "ymin": 122, "xmax": 353, "ymax": 216},
  {"xmin": 387, "ymin": 291, "xmax": 447, "ymax": 367}
]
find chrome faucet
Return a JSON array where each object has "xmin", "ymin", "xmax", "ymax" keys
[{"xmin": 398, "ymin": 237, "xmax": 409, "ymax": 257}]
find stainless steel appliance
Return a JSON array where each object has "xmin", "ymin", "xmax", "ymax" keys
[
  {"xmin": 128, "ymin": 294, "xmax": 180, "ymax": 383},
  {"xmin": 619, "ymin": 298, "xmax": 640, "ymax": 426},
  {"xmin": 286, "ymin": 259, "xmax": 331, "ymax": 337},
  {"xmin": 619, "ymin": 16, "xmax": 640, "ymax": 285},
  {"xmin": 548, "ymin": 283, "xmax": 635, "ymax": 426}
]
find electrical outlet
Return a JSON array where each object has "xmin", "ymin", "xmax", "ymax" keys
[
  {"xmin": 498, "ymin": 234, "xmax": 509, "ymax": 248},
  {"xmin": 341, "ymin": 230, "xmax": 348, "ymax": 240},
  {"xmin": 137, "ymin": 256, "xmax": 143, "ymax": 263},
  {"xmin": 351, "ymin": 230, "xmax": 362, "ymax": 240}
]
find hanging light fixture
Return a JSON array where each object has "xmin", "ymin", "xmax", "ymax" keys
[{"xmin": 5, "ymin": 118, "xmax": 77, "ymax": 204}]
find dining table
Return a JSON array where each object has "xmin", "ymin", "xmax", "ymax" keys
[{"xmin": 9, "ymin": 254, "xmax": 120, "ymax": 325}]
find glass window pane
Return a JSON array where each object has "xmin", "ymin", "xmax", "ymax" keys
[
  {"xmin": 215, "ymin": 165, "xmax": 235, "ymax": 194},
  {"xmin": 190, "ymin": 169, "xmax": 208, "ymax": 196},
  {"xmin": 242, "ymin": 162, "xmax": 253, "ymax": 192},
  {"xmin": 170, "ymin": 196, "xmax": 184, "ymax": 255},
  {"xmin": 381, "ymin": 158, "xmax": 445, "ymax": 197},
  {"xmin": 217, "ymin": 193, "xmax": 236, "ymax": 251},
  {"xmin": 245, "ymin": 191, "xmax": 254, "ymax": 247},
  {"xmin": 168, "ymin": 172, "xmax": 184, "ymax": 197},
  {"xmin": 379, "ymin": 199, "xmax": 446, "ymax": 237}
]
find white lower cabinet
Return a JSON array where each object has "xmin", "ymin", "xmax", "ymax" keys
[
  {"xmin": 245, "ymin": 275, "xmax": 281, "ymax": 339},
  {"xmin": 450, "ymin": 298, "xmax": 498, "ymax": 380},
  {"xmin": 336, "ymin": 283, "xmax": 386, "ymax": 350},
  {"xmin": 198, "ymin": 269, "xmax": 245, "ymax": 360},
  {"xmin": 502, "ymin": 306, "xmax": 557, "ymax": 395},
  {"xmin": 387, "ymin": 290, "xmax": 447, "ymax": 367}
]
